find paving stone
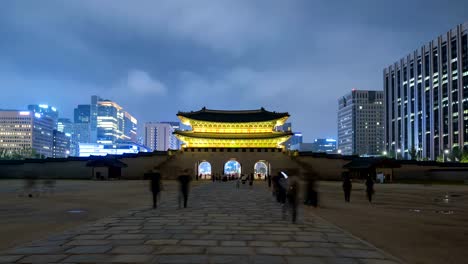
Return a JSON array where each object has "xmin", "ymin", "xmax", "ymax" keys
[
  {"xmin": 109, "ymin": 239, "xmax": 145, "ymax": 245},
  {"xmin": 155, "ymin": 246, "xmax": 205, "ymax": 254},
  {"xmin": 110, "ymin": 245, "xmax": 154, "ymax": 254},
  {"xmin": 255, "ymin": 247, "xmax": 294, "ymax": 255},
  {"xmin": 255, "ymin": 235, "xmax": 291, "ymax": 241},
  {"xmin": 207, "ymin": 247, "xmax": 253, "ymax": 255},
  {"xmin": 10, "ymin": 246, "xmax": 65, "ymax": 254},
  {"xmin": 359, "ymin": 259, "xmax": 400, "ymax": 264},
  {"xmin": 65, "ymin": 239, "xmax": 110, "ymax": 246},
  {"xmin": 323, "ymin": 257, "xmax": 360, "ymax": 264},
  {"xmin": 108, "ymin": 234, "xmax": 146, "ymax": 240},
  {"xmin": 296, "ymin": 235, "xmax": 327, "ymax": 242},
  {"xmin": 220, "ymin": 241, "xmax": 247, "ymax": 247},
  {"xmin": 75, "ymin": 234, "xmax": 110, "ymax": 240},
  {"xmin": 286, "ymin": 256, "xmax": 327, "ymax": 264},
  {"xmin": 180, "ymin": 240, "xmax": 217, "ymax": 246},
  {"xmin": 66, "ymin": 245, "xmax": 112, "ymax": 254},
  {"xmin": 157, "ymin": 254, "xmax": 208, "ymax": 264},
  {"xmin": 111, "ymin": 254, "xmax": 154, "ymax": 263},
  {"xmin": 62, "ymin": 254, "xmax": 114, "ymax": 263},
  {"xmin": 280, "ymin": 241, "xmax": 310, "ymax": 247},
  {"xmin": 251, "ymin": 255, "xmax": 286, "ymax": 264},
  {"xmin": 248, "ymin": 241, "xmax": 278, "ymax": 247},
  {"xmin": 199, "ymin": 234, "xmax": 232, "ymax": 240},
  {"xmin": 293, "ymin": 247, "xmax": 335, "ymax": 257},
  {"xmin": 18, "ymin": 254, "xmax": 67, "ymax": 263},
  {"xmin": 145, "ymin": 239, "xmax": 179, "ymax": 246},
  {"xmin": 209, "ymin": 255, "xmax": 249, "ymax": 264},
  {"xmin": 335, "ymin": 249, "xmax": 386, "ymax": 259},
  {"xmin": 0, "ymin": 255, "xmax": 24, "ymax": 263}
]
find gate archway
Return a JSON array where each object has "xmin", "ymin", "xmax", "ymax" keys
[
  {"xmin": 197, "ymin": 161, "xmax": 212, "ymax": 180},
  {"xmin": 224, "ymin": 159, "xmax": 241, "ymax": 178},
  {"xmin": 254, "ymin": 161, "xmax": 269, "ymax": 180}
]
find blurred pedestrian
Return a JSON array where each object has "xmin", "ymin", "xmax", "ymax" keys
[
  {"xmin": 365, "ymin": 176, "xmax": 375, "ymax": 202},
  {"xmin": 249, "ymin": 173, "xmax": 254, "ymax": 187},
  {"xmin": 342, "ymin": 172, "xmax": 352, "ymax": 203},
  {"xmin": 178, "ymin": 169, "xmax": 192, "ymax": 208},
  {"xmin": 304, "ymin": 170, "xmax": 318, "ymax": 207},
  {"xmin": 150, "ymin": 168, "xmax": 161, "ymax": 209},
  {"xmin": 267, "ymin": 174, "xmax": 272, "ymax": 188},
  {"xmin": 287, "ymin": 179, "xmax": 299, "ymax": 223}
]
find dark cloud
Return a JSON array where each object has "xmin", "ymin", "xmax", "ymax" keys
[{"xmin": 1, "ymin": 0, "xmax": 467, "ymax": 141}]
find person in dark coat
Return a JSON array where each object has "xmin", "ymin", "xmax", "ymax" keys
[
  {"xmin": 304, "ymin": 171, "xmax": 318, "ymax": 207},
  {"xmin": 271, "ymin": 173, "xmax": 281, "ymax": 201},
  {"xmin": 150, "ymin": 169, "xmax": 161, "ymax": 209},
  {"xmin": 249, "ymin": 173, "xmax": 254, "ymax": 187},
  {"xmin": 365, "ymin": 176, "xmax": 375, "ymax": 202},
  {"xmin": 267, "ymin": 174, "xmax": 272, "ymax": 187},
  {"xmin": 342, "ymin": 172, "xmax": 352, "ymax": 203},
  {"xmin": 287, "ymin": 179, "xmax": 299, "ymax": 223},
  {"xmin": 178, "ymin": 169, "xmax": 192, "ymax": 208}
]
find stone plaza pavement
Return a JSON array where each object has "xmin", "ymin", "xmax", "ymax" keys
[{"xmin": 0, "ymin": 181, "xmax": 402, "ymax": 264}]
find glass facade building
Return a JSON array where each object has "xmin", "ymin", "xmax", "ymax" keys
[
  {"xmin": 384, "ymin": 22, "xmax": 468, "ymax": 160},
  {"xmin": 338, "ymin": 90, "xmax": 384, "ymax": 156},
  {"xmin": 0, "ymin": 110, "xmax": 54, "ymax": 157}
]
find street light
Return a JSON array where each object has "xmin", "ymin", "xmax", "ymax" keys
[
  {"xmin": 337, "ymin": 149, "xmax": 342, "ymax": 154},
  {"xmin": 396, "ymin": 148, "xmax": 401, "ymax": 160},
  {"xmin": 443, "ymin": 149, "xmax": 449, "ymax": 163},
  {"xmin": 383, "ymin": 151, "xmax": 388, "ymax": 156}
]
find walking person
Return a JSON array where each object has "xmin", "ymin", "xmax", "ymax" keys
[
  {"xmin": 342, "ymin": 172, "xmax": 352, "ymax": 203},
  {"xmin": 304, "ymin": 171, "xmax": 318, "ymax": 207},
  {"xmin": 267, "ymin": 174, "xmax": 272, "ymax": 188},
  {"xmin": 178, "ymin": 169, "xmax": 192, "ymax": 208},
  {"xmin": 150, "ymin": 168, "xmax": 161, "ymax": 209},
  {"xmin": 249, "ymin": 173, "xmax": 254, "ymax": 187},
  {"xmin": 365, "ymin": 176, "xmax": 375, "ymax": 203},
  {"xmin": 287, "ymin": 179, "xmax": 299, "ymax": 223}
]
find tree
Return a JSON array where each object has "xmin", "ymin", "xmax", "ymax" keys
[
  {"xmin": 451, "ymin": 146, "xmax": 462, "ymax": 162},
  {"xmin": 461, "ymin": 150, "xmax": 468, "ymax": 163},
  {"xmin": 436, "ymin": 155, "xmax": 444, "ymax": 163}
]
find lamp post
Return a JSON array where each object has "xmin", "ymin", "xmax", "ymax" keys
[
  {"xmin": 383, "ymin": 151, "xmax": 388, "ymax": 156},
  {"xmin": 396, "ymin": 148, "xmax": 401, "ymax": 160},
  {"xmin": 443, "ymin": 149, "xmax": 449, "ymax": 163},
  {"xmin": 337, "ymin": 149, "xmax": 342, "ymax": 154}
]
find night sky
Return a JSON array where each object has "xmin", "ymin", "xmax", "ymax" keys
[{"xmin": 1, "ymin": 0, "xmax": 468, "ymax": 141}]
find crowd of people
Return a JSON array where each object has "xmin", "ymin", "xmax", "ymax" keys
[{"xmin": 148, "ymin": 166, "xmax": 377, "ymax": 223}]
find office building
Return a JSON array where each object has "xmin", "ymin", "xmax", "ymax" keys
[
  {"xmin": 338, "ymin": 90, "xmax": 384, "ymax": 156},
  {"xmin": 384, "ymin": 22, "xmax": 468, "ymax": 160},
  {"xmin": 74, "ymin": 105, "xmax": 91, "ymax": 123},
  {"xmin": 123, "ymin": 112, "xmax": 138, "ymax": 142},
  {"xmin": 78, "ymin": 142, "xmax": 148, "ymax": 157},
  {"xmin": 145, "ymin": 122, "xmax": 181, "ymax": 151},
  {"xmin": 28, "ymin": 104, "xmax": 58, "ymax": 129},
  {"xmin": 290, "ymin": 143, "xmax": 314, "ymax": 152},
  {"xmin": 53, "ymin": 130, "xmax": 70, "ymax": 158},
  {"xmin": 90, "ymin": 95, "xmax": 98, "ymax": 143},
  {"xmin": 0, "ymin": 110, "xmax": 54, "ymax": 158},
  {"xmin": 311, "ymin": 138, "xmax": 337, "ymax": 153}
]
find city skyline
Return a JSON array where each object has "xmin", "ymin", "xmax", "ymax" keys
[{"xmin": 2, "ymin": 1, "xmax": 468, "ymax": 141}]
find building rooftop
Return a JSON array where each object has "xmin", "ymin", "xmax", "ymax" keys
[
  {"xmin": 177, "ymin": 107, "xmax": 289, "ymax": 123},
  {"xmin": 174, "ymin": 131, "xmax": 293, "ymax": 139}
]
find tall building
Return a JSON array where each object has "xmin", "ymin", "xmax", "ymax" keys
[
  {"xmin": 90, "ymin": 95, "xmax": 99, "ymax": 143},
  {"xmin": 74, "ymin": 105, "xmax": 91, "ymax": 123},
  {"xmin": 52, "ymin": 130, "xmax": 70, "ymax": 158},
  {"xmin": 0, "ymin": 110, "xmax": 54, "ymax": 158},
  {"xmin": 144, "ymin": 122, "xmax": 181, "ymax": 151},
  {"xmin": 338, "ymin": 90, "xmax": 384, "ymax": 156},
  {"xmin": 96, "ymin": 99, "xmax": 124, "ymax": 144},
  {"xmin": 28, "ymin": 104, "xmax": 58, "ymax": 129},
  {"xmin": 384, "ymin": 22, "xmax": 468, "ymax": 160},
  {"xmin": 123, "ymin": 112, "xmax": 138, "ymax": 142}
]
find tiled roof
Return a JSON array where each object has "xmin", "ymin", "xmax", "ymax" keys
[{"xmin": 177, "ymin": 107, "xmax": 289, "ymax": 122}]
